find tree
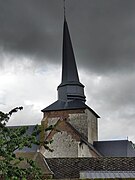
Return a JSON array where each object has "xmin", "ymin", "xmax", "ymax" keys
[{"xmin": 0, "ymin": 107, "xmax": 52, "ymax": 180}]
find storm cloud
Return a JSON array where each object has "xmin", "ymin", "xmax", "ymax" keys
[
  {"xmin": 0, "ymin": 0, "xmax": 135, "ymax": 73},
  {"xmin": 0, "ymin": 0, "xmax": 135, "ymax": 142}
]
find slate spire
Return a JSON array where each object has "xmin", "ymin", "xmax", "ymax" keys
[
  {"xmin": 62, "ymin": 19, "xmax": 79, "ymax": 83},
  {"xmin": 41, "ymin": 18, "xmax": 89, "ymax": 113},
  {"xmin": 57, "ymin": 18, "xmax": 86, "ymax": 102}
]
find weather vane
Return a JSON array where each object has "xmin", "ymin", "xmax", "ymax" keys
[{"xmin": 63, "ymin": 0, "xmax": 66, "ymax": 19}]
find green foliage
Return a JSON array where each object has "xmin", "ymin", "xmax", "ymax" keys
[{"xmin": 0, "ymin": 107, "xmax": 49, "ymax": 180}]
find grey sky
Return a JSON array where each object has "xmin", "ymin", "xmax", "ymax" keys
[
  {"xmin": 0, "ymin": 0, "xmax": 135, "ymax": 142},
  {"xmin": 0, "ymin": 0, "xmax": 135, "ymax": 72}
]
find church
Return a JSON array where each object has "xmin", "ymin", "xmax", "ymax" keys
[
  {"xmin": 16, "ymin": 13, "xmax": 135, "ymax": 180},
  {"xmin": 39, "ymin": 16, "xmax": 135, "ymax": 158}
]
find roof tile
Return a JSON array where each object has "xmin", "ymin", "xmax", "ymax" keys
[{"xmin": 46, "ymin": 157, "xmax": 135, "ymax": 179}]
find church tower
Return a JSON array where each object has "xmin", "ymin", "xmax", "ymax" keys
[
  {"xmin": 41, "ymin": 17, "xmax": 100, "ymax": 157},
  {"xmin": 58, "ymin": 19, "xmax": 86, "ymax": 103}
]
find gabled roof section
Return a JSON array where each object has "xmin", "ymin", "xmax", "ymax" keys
[
  {"xmin": 65, "ymin": 121, "xmax": 101, "ymax": 156},
  {"xmin": 44, "ymin": 118, "xmax": 101, "ymax": 157}
]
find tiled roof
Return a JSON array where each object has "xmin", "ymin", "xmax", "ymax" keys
[{"xmin": 45, "ymin": 157, "xmax": 135, "ymax": 179}]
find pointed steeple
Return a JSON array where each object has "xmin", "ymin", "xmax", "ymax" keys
[
  {"xmin": 61, "ymin": 18, "xmax": 80, "ymax": 83},
  {"xmin": 57, "ymin": 18, "xmax": 86, "ymax": 102},
  {"xmin": 42, "ymin": 18, "xmax": 93, "ymax": 113}
]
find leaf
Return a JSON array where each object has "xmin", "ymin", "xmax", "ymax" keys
[{"xmin": 0, "ymin": 107, "xmax": 44, "ymax": 179}]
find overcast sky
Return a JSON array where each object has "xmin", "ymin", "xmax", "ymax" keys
[{"xmin": 0, "ymin": 0, "xmax": 135, "ymax": 142}]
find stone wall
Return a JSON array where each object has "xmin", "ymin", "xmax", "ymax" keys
[
  {"xmin": 42, "ymin": 108, "xmax": 98, "ymax": 158},
  {"xmin": 44, "ymin": 131, "xmax": 78, "ymax": 158},
  {"xmin": 78, "ymin": 142, "xmax": 93, "ymax": 157},
  {"xmin": 69, "ymin": 113, "xmax": 88, "ymax": 138},
  {"xmin": 69, "ymin": 109, "xmax": 98, "ymax": 144},
  {"xmin": 86, "ymin": 109, "xmax": 98, "ymax": 144}
]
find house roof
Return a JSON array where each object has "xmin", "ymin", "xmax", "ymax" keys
[{"xmin": 45, "ymin": 157, "xmax": 135, "ymax": 179}]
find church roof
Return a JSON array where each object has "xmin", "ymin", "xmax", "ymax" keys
[
  {"xmin": 41, "ymin": 18, "xmax": 99, "ymax": 118},
  {"xmin": 60, "ymin": 18, "xmax": 80, "ymax": 84},
  {"xmin": 42, "ymin": 18, "xmax": 85, "ymax": 112},
  {"xmin": 41, "ymin": 99, "xmax": 99, "ymax": 118},
  {"xmin": 94, "ymin": 140, "xmax": 135, "ymax": 157},
  {"xmin": 42, "ymin": 18, "xmax": 99, "ymax": 117},
  {"xmin": 57, "ymin": 18, "xmax": 86, "ymax": 102},
  {"xmin": 45, "ymin": 157, "xmax": 135, "ymax": 179}
]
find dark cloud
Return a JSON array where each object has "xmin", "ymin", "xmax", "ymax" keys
[
  {"xmin": 0, "ymin": 0, "xmax": 135, "ymax": 74},
  {"xmin": 1, "ymin": 0, "xmax": 135, "ymax": 141},
  {"xmin": 0, "ymin": 0, "xmax": 63, "ymax": 62},
  {"xmin": 71, "ymin": 0, "xmax": 135, "ymax": 73}
]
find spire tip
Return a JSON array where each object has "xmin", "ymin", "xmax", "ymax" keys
[{"xmin": 63, "ymin": 0, "xmax": 66, "ymax": 20}]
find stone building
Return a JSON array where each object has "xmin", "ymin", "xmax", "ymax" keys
[
  {"xmin": 39, "ymin": 17, "xmax": 135, "ymax": 160},
  {"xmin": 40, "ymin": 18, "xmax": 100, "ymax": 158},
  {"xmin": 36, "ymin": 16, "xmax": 135, "ymax": 179},
  {"xmin": 10, "ymin": 14, "xmax": 135, "ymax": 179}
]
